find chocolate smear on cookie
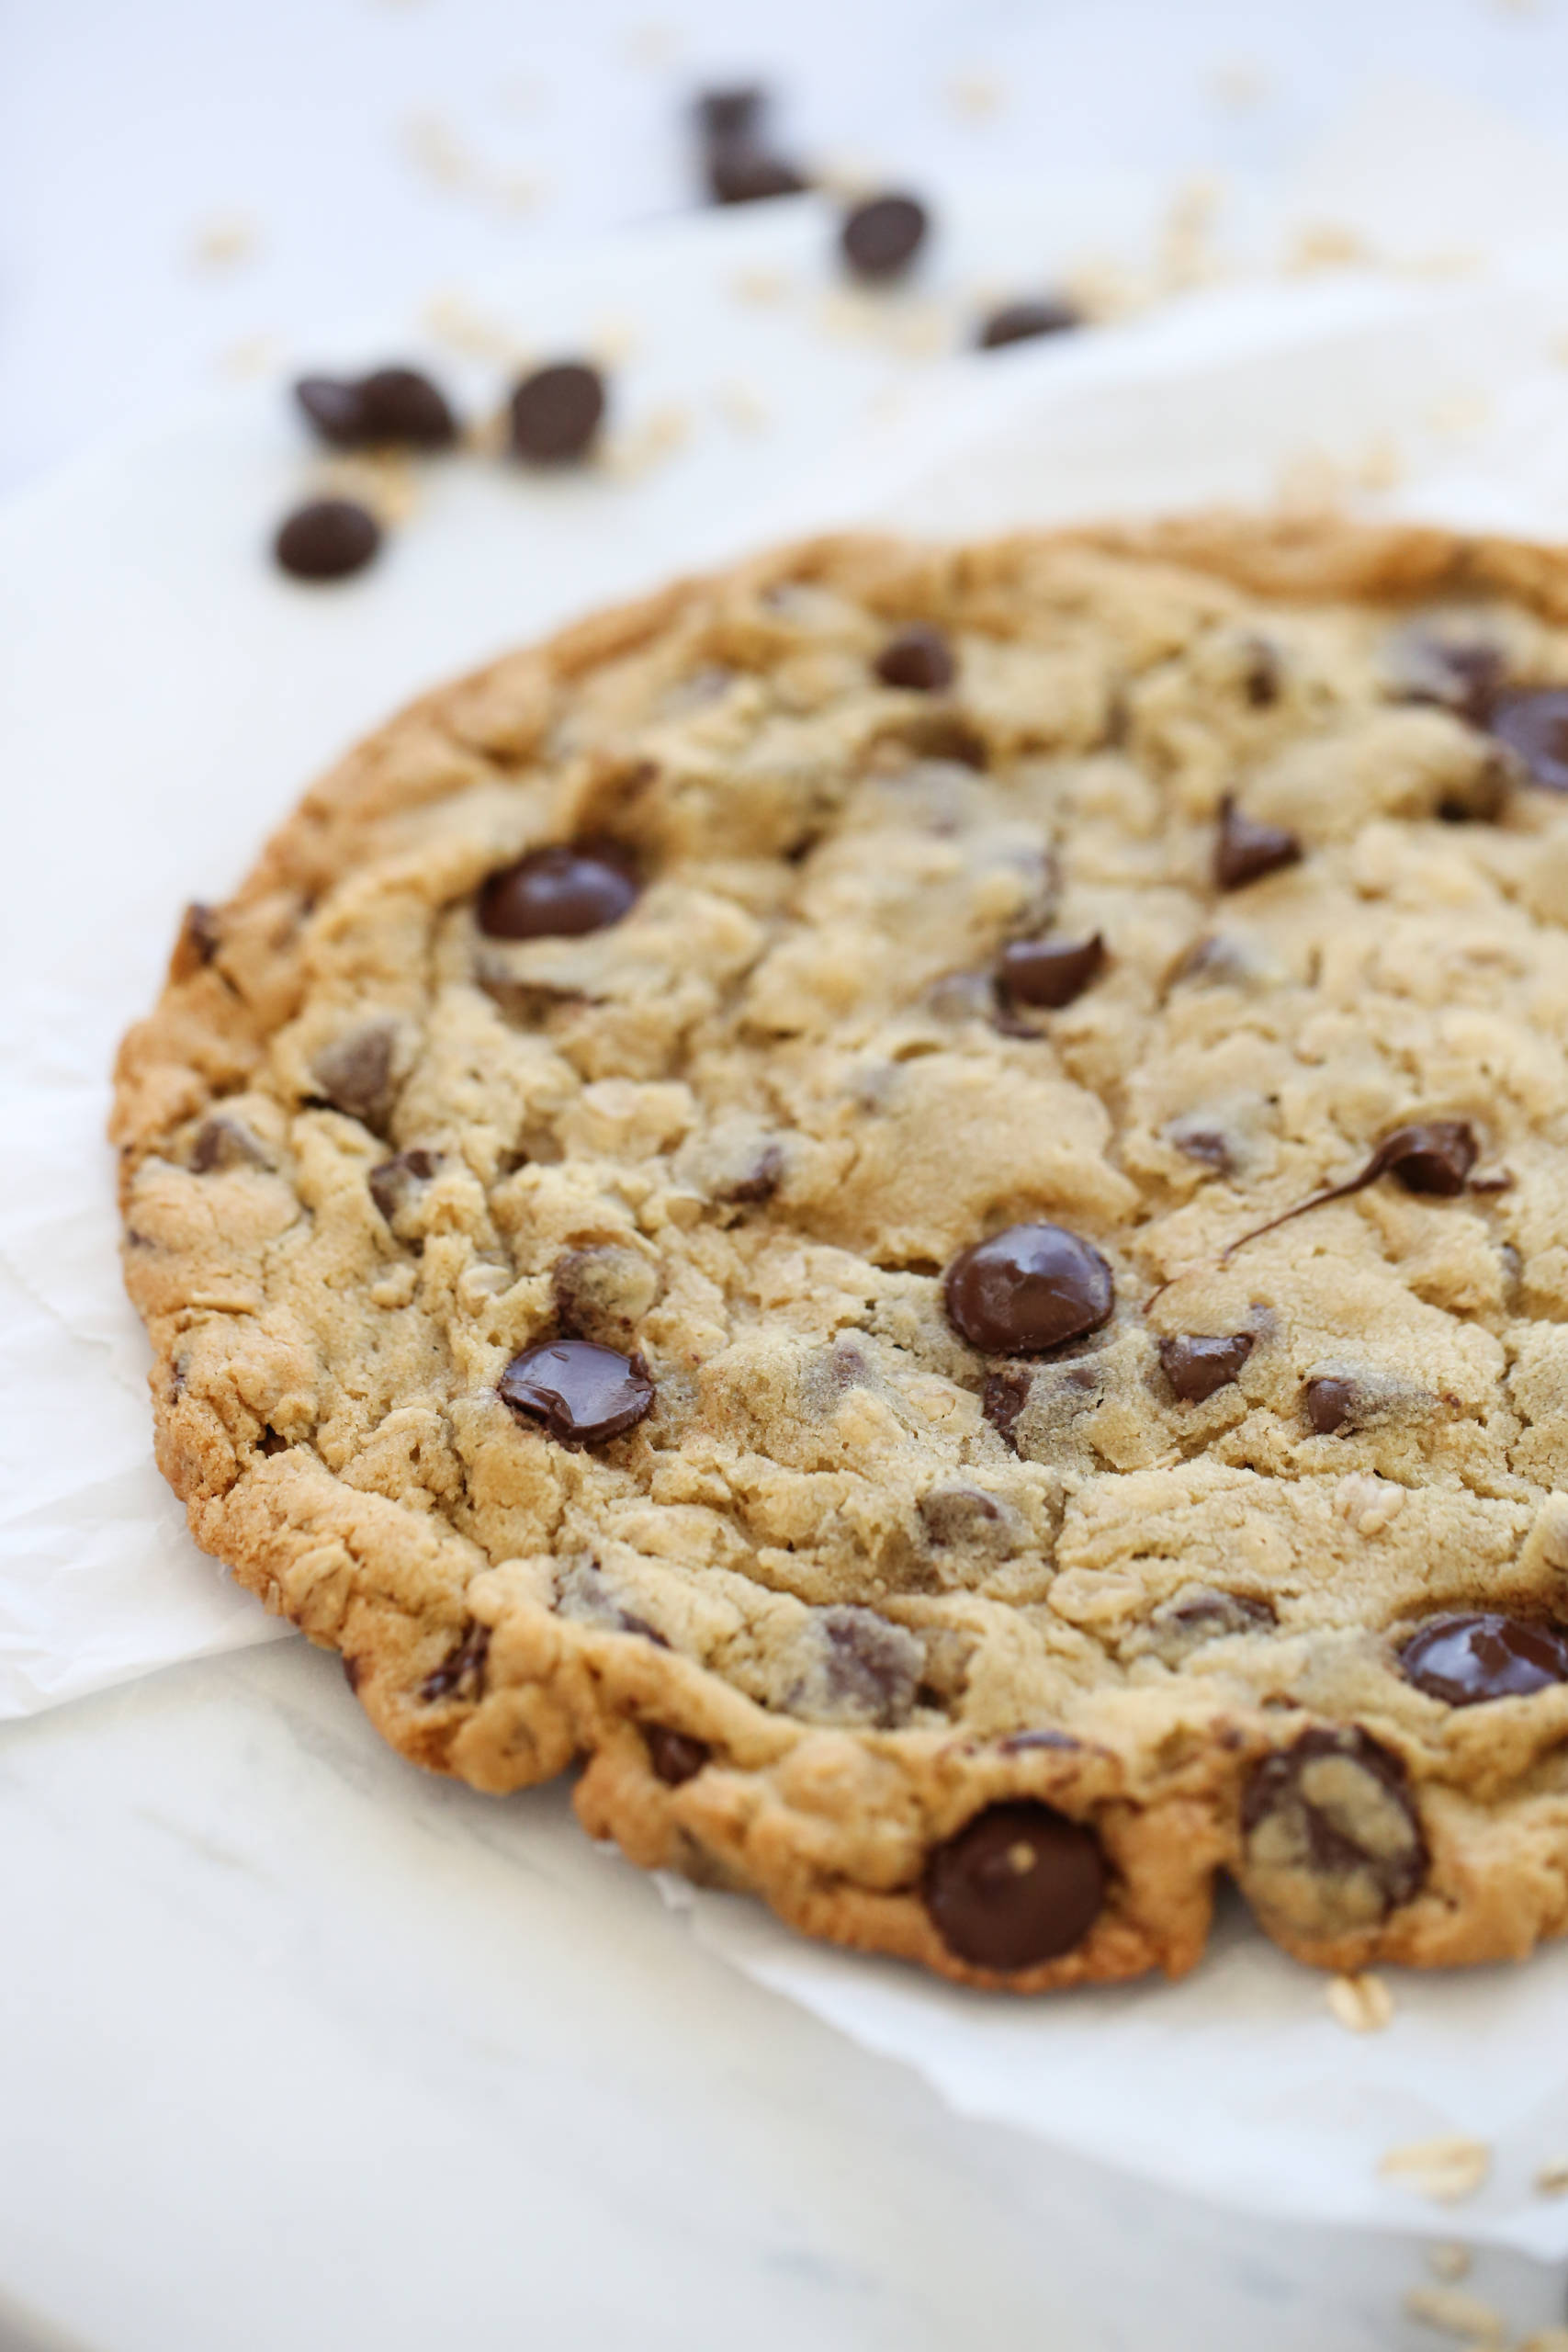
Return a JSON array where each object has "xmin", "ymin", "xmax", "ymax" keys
[
  {"xmin": 499, "ymin": 1340, "xmax": 654, "ymax": 1446},
  {"xmin": 1223, "ymin": 1121, "xmax": 1479, "ymax": 1262}
]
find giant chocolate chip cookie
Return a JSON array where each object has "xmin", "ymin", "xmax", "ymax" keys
[{"xmin": 114, "ymin": 518, "xmax": 1568, "ymax": 1989}]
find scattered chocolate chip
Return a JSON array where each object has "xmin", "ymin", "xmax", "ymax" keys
[
  {"xmin": 1214, "ymin": 794, "xmax": 1302, "ymax": 890},
  {"xmin": 294, "ymin": 366, "xmax": 457, "ymax": 450},
  {"xmin": 1241, "ymin": 1725, "xmax": 1427, "ymax": 1937},
  {"xmin": 976, "ymin": 297, "xmax": 1080, "ymax": 349},
  {"xmin": 918, "ymin": 1483, "xmax": 1019, "ymax": 1557},
  {"xmin": 840, "ymin": 192, "xmax": 929, "ymax": 281},
  {"xmin": 998, "ymin": 933, "xmax": 1105, "ymax": 1011},
  {"xmin": 274, "ymin": 498, "xmax": 381, "ymax": 582},
  {"xmin": 982, "ymin": 1365, "xmax": 1032, "ymax": 1448},
  {"xmin": 1387, "ymin": 627, "xmax": 1505, "ymax": 725},
  {"xmin": 647, "ymin": 1724, "xmax": 710, "ymax": 1785},
  {"xmin": 998, "ymin": 1728, "xmax": 1079, "ymax": 1754},
  {"xmin": 478, "ymin": 842, "xmax": 638, "ymax": 939},
  {"xmin": 695, "ymin": 86, "xmax": 764, "ymax": 141},
  {"xmin": 707, "ymin": 141, "xmax": 807, "ymax": 203},
  {"xmin": 1304, "ymin": 1376, "xmax": 1358, "ymax": 1435},
  {"xmin": 1223, "ymin": 1120, "xmax": 1480, "ymax": 1261},
  {"xmin": 499, "ymin": 1339, "xmax": 654, "ymax": 1447},
  {"xmin": 258, "ymin": 1427, "xmax": 288, "ymax": 1455},
  {"xmin": 1398, "ymin": 1612, "xmax": 1568, "ymax": 1706},
  {"xmin": 1159, "ymin": 1331, "xmax": 1254, "ymax": 1404},
  {"xmin": 508, "ymin": 362, "xmax": 606, "ymax": 464},
  {"xmin": 189, "ymin": 1114, "xmax": 271, "ymax": 1174},
  {"xmin": 342, "ymin": 1654, "xmax": 362, "ymax": 1692},
  {"xmin": 923, "ymin": 1800, "xmax": 1105, "ymax": 1969},
  {"xmin": 790, "ymin": 1606, "xmax": 923, "ymax": 1729},
  {"xmin": 551, "ymin": 1244, "xmax": 660, "ymax": 1348},
  {"xmin": 420, "ymin": 1622, "xmax": 490, "ymax": 1703},
  {"xmin": 1488, "ymin": 688, "xmax": 1568, "ymax": 792},
  {"xmin": 945, "ymin": 1224, "xmax": 1113, "ymax": 1355},
  {"xmin": 367, "ymin": 1148, "xmax": 439, "ymax": 1230},
  {"xmin": 310, "ymin": 1023, "xmax": 399, "ymax": 1130},
  {"xmin": 874, "ymin": 623, "xmax": 954, "ymax": 692}
]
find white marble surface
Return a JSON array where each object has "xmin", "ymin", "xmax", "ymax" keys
[{"xmin": 0, "ymin": 1633, "xmax": 1562, "ymax": 2352}]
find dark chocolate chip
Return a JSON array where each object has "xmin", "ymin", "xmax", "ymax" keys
[
  {"xmin": 706, "ymin": 140, "xmax": 807, "ymax": 204},
  {"xmin": 1214, "ymin": 794, "xmax": 1302, "ymax": 890},
  {"xmin": 1167, "ymin": 1121, "xmax": 1238, "ymax": 1175},
  {"xmin": 189, "ymin": 1114, "xmax": 270, "ymax": 1174},
  {"xmin": 647, "ymin": 1724, "xmax": 710, "ymax": 1785},
  {"xmin": 944, "ymin": 1224, "xmax": 1113, "ymax": 1354},
  {"xmin": 1387, "ymin": 628, "xmax": 1505, "ymax": 725},
  {"xmin": 1398, "ymin": 1612, "xmax": 1568, "ymax": 1706},
  {"xmin": 367, "ymin": 1148, "xmax": 439, "ymax": 1228},
  {"xmin": 1241, "ymin": 1725, "xmax": 1427, "ymax": 1935},
  {"xmin": 808, "ymin": 1605, "xmax": 922, "ymax": 1729},
  {"xmin": 478, "ymin": 842, "xmax": 639, "ymax": 939},
  {"xmin": 508, "ymin": 362, "xmax": 606, "ymax": 463},
  {"xmin": 1224, "ymin": 1120, "xmax": 1479, "ymax": 1261},
  {"xmin": 274, "ymin": 498, "xmax": 381, "ymax": 582},
  {"xmin": 177, "ymin": 901, "xmax": 221, "ymax": 969},
  {"xmin": 1488, "ymin": 688, "xmax": 1568, "ymax": 792},
  {"xmin": 499, "ymin": 1339, "xmax": 654, "ymax": 1447},
  {"xmin": 694, "ymin": 86, "xmax": 764, "ymax": 141},
  {"xmin": 998, "ymin": 1728, "xmax": 1080, "ymax": 1753},
  {"xmin": 840, "ymin": 192, "xmax": 929, "ymax": 281},
  {"xmin": 923, "ymin": 1800, "xmax": 1105, "ymax": 1970},
  {"xmin": 420, "ymin": 1622, "xmax": 490, "ymax": 1703},
  {"xmin": 874, "ymin": 623, "xmax": 955, "ymax": 692},
  {"xmin": 976, "ymin": 298, "xmax": 1080, "ymax": 349},
  {"xmin": 258, "ymin": 1427, "xmax": 288, "ymax": 1455},
  {"xmin": 998, "ymin": 933, "xmax": 1105, "ymax": 1011},
  {"xmin": 1304, "ymin": 1376, "xmax": 1359, "ymax": 1435},
  {"xmin": 293, "ymin": 375, "xmax": 373, "ymax": 447},
  {"xmin": 1159, "ymin": 1331, "xmax": 1254, "ymax": 1404},
  {"xmin": 982, "ymin": 1365, "xmax": 1032, "ymax": 1448},
  {"xmin": 359, "ymin": 367, "xmax": 457, "ymax": 448},
  {"xmin": 310, "ymin": 1023, "xmax": 399, "ymax": 1129}
]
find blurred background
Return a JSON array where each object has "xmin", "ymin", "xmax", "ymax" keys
[{"xmin": 7, "ymin": 0, "xmax": 1568, "ymax": 493}]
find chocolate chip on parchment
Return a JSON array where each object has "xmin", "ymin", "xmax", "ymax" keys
[
  {"xmin": 840, "ymin": 192, "xmax": 929, "ymax": 280},
  {"xmin": 294, "ymin": 366, "xmax": 457, "ymax": 450},
  {"xmin": 874, "ymin": 623, "xmax": 954, "ymax": 692},
  {"xmin": 274, "ymin": 498, "xmax": 381, "ymax": 582},
  {"xmin": 944, "ymin": 1224, "xmax": 1113, "ymax": 1355},
  {"xmin": 695, "ymin": 86, "xmax": 764, "ymax": 141},
  {"xmin": 499, "ymin": 1339, "xmax": 654, "ymax": 1447},
  {"xmin": 1241, "ymin": 1725, "xmax": 1427, "ymax": 1939},
  {"xmin": 1214, "ymin": 794, "xmax": 1302, "ymax": 890},
  {"xmin": 420, "ymin": 1621, "xmax": 490, "ymax": 1703},
  {"xmin": 998, "ymin": 933, "xmax": 1105, "ymax": 1011},
  {"xmin": 976, "ymin": 297, "xmax": 1080, "ymax": 349},
  {"xmin": 647, "ymin": 1725, "xmax": 711, "ymax": 1785},
  {"xmin": 1159, "ymin": 1331, "xmax": 1254, "ymax": 1404},
  {"xmin": 1488, "ymin": 688, "xmax": 1568, "ymax": 793},
  {"xmin": 508, "ymin": 361, "xmax": 606, "ymax": 463},
  {"xmin": 707, "ymin": 141, "xmax": 807, "ymax": 204},
  {"xmin": 1399, "ymin": 1612, "xmax": 1568, "ymax": 1706},
  {"xmin": 923, "ymin": 1800, "xmax": 1106, "ymax": 1969},
  {"xmin": 478, "ymin": 842, "xmax": 639, "ymax": 938}
]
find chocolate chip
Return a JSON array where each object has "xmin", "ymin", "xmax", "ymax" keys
[
  {"xmin": 876, "ymin": 708, "xmax": 989, "ymax": 769},
  {"xmin": 997, "ymin": 1728, "xmax": 1079, "ymax": 1754},
  {"xmin": 1224, "ymin": 1120, "xmax": 1480, "ymax": 1261},
  {"xmin": 923, "ymin": 1800, "xmax": 1105, "ymax": 1970},
  {"xmin": 189, "ymin": 1114, "xmax": 271, "ymax": 1174},
  {"xmin": 1241, "ymin": 637, "xmax": 1282, "ymax": 707},
  {"xmin": 998, "ymin": 933, "xmax": 1105, "ymax": 1011},
  {"xmin": 311, "ymin": 1023, "xmax": 399, "ymax": 1130},
  {"xmin": 874, "ymin": 623, "xmax": 954, "ymax": 692},
  {"xmin": 717, "ymin": 1140, "xmax": 784, "ymax": 1204},
  {"xmin": 945, "ymin": 1224, "xmax": 1113, "ymax": 1355},
  {"xmin": 508, "ymin": 362, "xmax": 606, "ymax": 463},
  {"xmin": 918, "ymin": 1483, "xmax": 1021, "ymax": 1558},
  {"xmin": 1241, "ymin": 1726, "xmax": 1427, "ymax": 1938},
  {"xmin": 499, "ymin": 1339, "xmax": 654, "ymax": 1447},
  {"xmin": 478, "ymin": 842, "xmax": 638, "ymax": 938},
  {"xmin": 707, "ymin": 141, "xmax": 807, "ymax": 204},
  {"xmin": 1159, "ymin": 1331, "xmax": 1254, "ymax": 1404},
  {"xmin": 1387, "ymin": 627, "xmax": 1505, "ymax": 725},
  {"xmin": 694, "ymin": 86, "xmax": 764, "ymax": 141},
  {"xmin": 840, "ymin": 192, "xmax": 929, "ymax": 281},
  {"xmin": 982, "ymin": 1365, "xmax": 1032, "ymax": 1448},
  {"xmin": 1146, "ymin": 1589, "xmax": 1275, "ymax": 1667},
  {"xmin": 1304, "ymin": 1376, "xmax": 1358, "ymax": 1435},
  {"xmin": 175, "ymin": 901, "xmax": 220, "ymax": 973},
  {"xmin": 274, "ymin": 499, "xmax": 381, "ymax": 582},
  {"xmin": 368, "ymin": 1148, "xmax": 439, "ymax": 1230},
  {"xmin": 1214, "ymin": 794, "xmax": 1302, "ymax": 890},
  {"xmin": 342, "ymin": 1653, "xmax": 362, "ymax": 1692},
  {"xmin": 789, "ymin": 1606, "xmax": 923, "ymax": 1729},
  {"xmin": 551, "ymin": 1244, "xmax": 660, "ymax": 1348},
  {"xmin": 647, "ymin": 1725, "xmax": 710, "ymax": 1785},
  {"xmin": 1166, "ymin": 1120, "xmax": 1238, "ymax": 1176},
  {"xmin": 976, "ymin": 298, "xmax": 1080, "ymax": 349},
  {"xmin": 293, "ymin": 376, "xmax": 371, "ymax": 447},
  {"xmin": 258, "ymin": 1427, "xmax": 288, "ymax": 1455},
  {"xmin": 295, "ymin": 367, "xmax": 457, "ymax": 450},
  {"xmin": 420, "ymin": 1622, "xmax": 489, "ymax": 1703},
  {"xmin": 1398, "ymin": 1612, "xmax": 1568, "ymax": 1705},
  {"xmin": 1486, "ymin": 687, "xmax": 1568, "ymax": 791}
]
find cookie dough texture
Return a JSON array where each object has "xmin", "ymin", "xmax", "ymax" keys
[{"xmin": 114, "ymin": 517, "xmax": 1568, "ymax": 1990}]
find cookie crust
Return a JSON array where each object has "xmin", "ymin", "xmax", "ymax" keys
[{"xmin": 114, "ymin": 515, "xmax": 1568, "ymax": 1989}]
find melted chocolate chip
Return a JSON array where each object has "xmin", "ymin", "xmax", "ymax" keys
[
  {"xmin": 998, "ymin": 933, "xmax": 1105, "ymax": 1011},
  {"xmin": 295, "ymin": 367, "xmax": 457, "ymax": 450},
  {"xmin": 274, "ymin": 499, "xmax": 381, "ymax": 582},
  {"xmin": 190, "ymin": 1114, "xmax": 270, "ymax": 1174},
  {"xmin": 1214, "ymin": 795, "xmax": 1302, "ymax": 890},
  {"xmin": 1159, "ymin": 1331, "xmax": 1254, "ymax": 1403},
  {"xmin": 874, "ymin": 623, "xmax": 954, "ymax": 692},
  {"xmin": 981, "ymin": 1365, "xmax": 1032, "ymax": 1448},
  {"xmin": 499, "ymin": 1340, "xmax": 654, "ymax": 1447},
  {"xmin": 923, "ymin": 1800, "xmax": 1106, "ymax": 1970},
  {"xmin": 1488, "ymin": 688, "xmax": 1568, "ymax": 792},
  {"xmin": 1224, "ymin": 1120, "xmax": 1479, "ymax": 1261},
  {"xmin": 945, "ymin": 1224, "xmax": 1113, "ymax": 1355},
  {"xmin": 977, "ymin": 298, "xmax": 1080, "ymax": 349},
  {"xmin": 478, "ymin": 842, "xmax": 638, "ymax": 938},
  {"xmin": 1398, "ymin": 1612, "xmax": 1568, "ymax": 1706},
  {"xmin": 647, "ymin": 1724, "xmax": 710, "ymax": 1785},
  {"xmin": 1388, "ymin": 628, "xmax": 1504, "ymax": 725},
  {"xmin": 310, "ymin": 1023, "xmax": 399, "ymax": 1130},
  {"xmin": 508, "ymin": 362, "xmax": 606, "ymax": 463},
  {"xmin": 368, "ymin": 1148, "xmax": 439, "ymax": 1229},
  {"xmin": 797, "ymin": 1606, "xmax": 923, "ymax": 1729},
  {"xmin": 1241, "ymin": 1726, "xmax": 1427, "ymax": 1937},
  {"xmin": 420, "ymin": 1622, "xmax": 490, "ymax": 1703},
  {"xmin": 840, "ymin": 193, "xmax": 929, "ymax": 280}
]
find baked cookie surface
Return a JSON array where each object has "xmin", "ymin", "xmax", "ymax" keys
[{"xmin": 114, "ymin": 517, "xmax": 1568, "ymax": 1989}]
